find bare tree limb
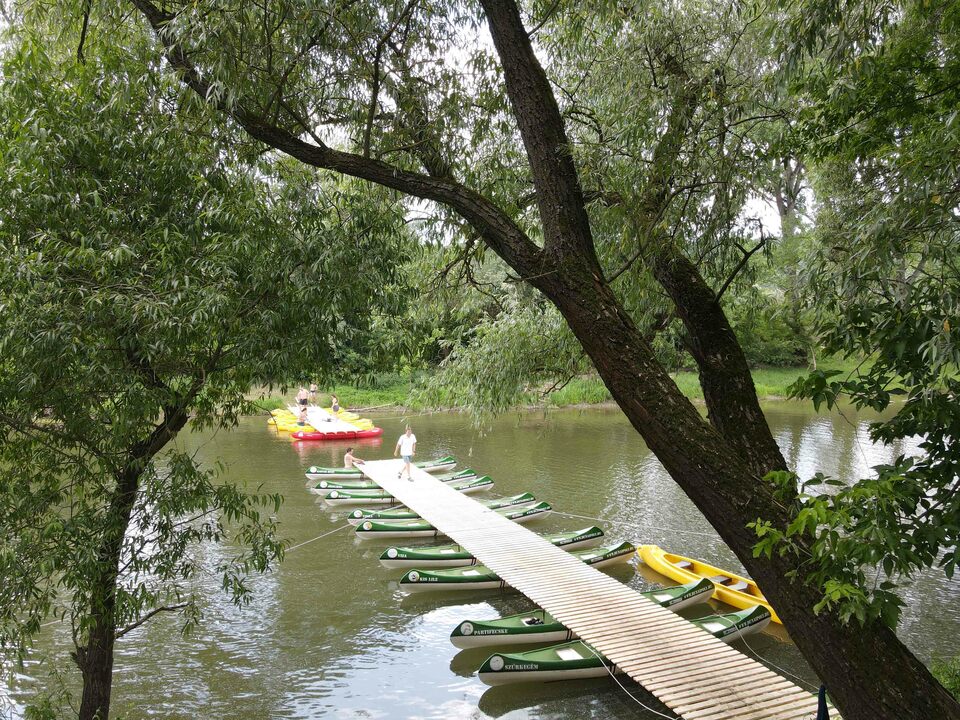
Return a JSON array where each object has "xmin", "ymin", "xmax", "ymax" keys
[{"xmin": 115, "ymin": 603, "xmax": 189, "ymax": 639}]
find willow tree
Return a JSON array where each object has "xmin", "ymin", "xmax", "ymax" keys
[
  {"xmin": 15, "ymin": 0, "xmax": 960, "ymax": 717},
  {"xmin": 0, "ymin": 31, "xmax": 407, "ymax": 720}
]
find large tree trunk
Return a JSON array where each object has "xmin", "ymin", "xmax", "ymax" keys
[
  {"xmin": 76, "ymin": 468, "xmax": 138, "ymax": 720},
  {"xmin": 479, "ymin": 2, "xmax": 960, "ymax": 717},
  {"xmin": 536, "ymin": 257, "xmax": 960, "ymax": 719},
  {"xmin": 77, "ymin": 611, "xmax": 118, "ymax": 720},
  {"xmin": 74, "ymin": 404, "xmax": 193, "ymax": 720}
]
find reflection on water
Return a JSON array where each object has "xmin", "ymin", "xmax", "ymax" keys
[{"xmin": 4, "ymin": 403, "xmax": 958, "ymax": 719}]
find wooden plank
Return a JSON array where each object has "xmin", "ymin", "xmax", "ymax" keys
[
  {"xmin": 676, "ymin": 685, "xmax": 810, "ymax": 717},
  {"xmin": 358, "ymin": 459, "xmax": 829, "ymax": 720}
]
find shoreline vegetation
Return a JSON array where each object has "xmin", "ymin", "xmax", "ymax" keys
[{"xmin": 252, "ymin": 358, "xmax": 864, "ymax": 414}]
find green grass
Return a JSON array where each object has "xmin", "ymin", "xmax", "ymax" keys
[
  {"xmin": 247, "ymin": 357, "xmax": 869, "ymax": 414},
  {"xmin": 548, "ymin": 378, "xmax": 613, "ymax": 406},
  {"xmin": 248, "ymin": 378, "xmax": 417, "ymax": 414},
  {"xmin": 545, "ymin": 357, "xmax": 867, "ymax": 407},
  {"xmin": 933, "ymin": 657, "xmax": 960, "ymax": 700}
]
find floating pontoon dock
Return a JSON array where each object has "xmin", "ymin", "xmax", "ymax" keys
[{"xmin": 359, "ymin": 459, "xmax": 828, "ymax": 720}]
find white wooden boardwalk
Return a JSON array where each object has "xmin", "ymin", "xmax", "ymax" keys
[{"xmin": 359, "ymin": 458, "xmax": 825, "ymax": 720}]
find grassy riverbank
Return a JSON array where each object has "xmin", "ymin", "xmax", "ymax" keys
[
  {"xmin": 548, "ymin": 358, "xmax": 862, "ymax": 406},
  {"xmin": 252, "ymin": 359, "xmax": 864, "ymax": 414}
]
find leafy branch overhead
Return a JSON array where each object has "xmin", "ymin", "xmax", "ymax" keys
[{"xmin": 0, "ymin": 30, "xmax": 411, "ymax": 715}]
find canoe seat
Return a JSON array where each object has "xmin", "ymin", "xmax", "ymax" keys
[
  {"xmin": 727, "ymin": 581, "xmax": 749, "ymax": 592},
  {"xmin": 675, "ymin": 560, "xmax": 693, "ymax": 569},
  {"xmin": 708, "ymin": 574, "xmax": 732, "ymax": 584}
]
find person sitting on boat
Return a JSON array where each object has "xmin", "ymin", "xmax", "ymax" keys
[
  {"xmin": 395, "ymin": 425, "xmax": 417, "ymax": 481},
  {"xmin": 331, "ymin": 393, "xmax": 341, "ymax": 413},
  {"xmin": 296, "ymin": 387, "xmax": 309, "ymax": 408},
  {"xmin": 297, "ymin": 407, "xmax": 308, "ymax": 426},
  {"xmin": 344, "ymin": 447, "xmax": 364, "ymax": 468}
]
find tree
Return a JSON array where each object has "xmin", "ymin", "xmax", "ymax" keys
[
  {"xmin": 14, "ymin": 0, "xmax": 960, "ymax": 717},
  {"xmin": 0, "ymin": 32, "xmax": 407, "ymax": 720}
]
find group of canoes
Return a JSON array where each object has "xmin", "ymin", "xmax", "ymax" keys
[{"xmin": 306, "ymin": 455, "xmax": 779, "ymax": 687}]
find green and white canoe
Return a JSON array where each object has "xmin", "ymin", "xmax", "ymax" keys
[
  {"xmin": 450, "ymin": 578, "xmax": 713, "ymax": 648},
  {"xmin": 304, "ymin": 455, "xmax": 456, "ymax": 481},
  {"xmin": 323, "ymin": 476, "xmax": 494, "ymax": 507},
  {"xmin": 399, "ymin": 541, "xmax": 635, "ymax": 592},
  {"xmin": 347, "ymin": 492, "xmax": 537, "ymax": 525},
  {"xmin": 308, "ymin": 468, "xmax": 477, "ymax": 494},
  {"xmin": 477, "ymin": 605, "xmax": 772, "ymax": 685},
  {"xmin": 357, "ymin": 501, "xmax": 552, "ymax": 540},
  {"xmin": 379, "ymin": 526, "xmax": 605, "ymax": 569}
]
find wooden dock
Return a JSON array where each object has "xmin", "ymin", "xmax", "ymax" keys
[{"xmin": 359, "ymin": 459, "xmax": 824, "ymax": 720}]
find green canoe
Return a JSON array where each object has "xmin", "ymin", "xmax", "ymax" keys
[
  {"xmin": 450, "ymin": 578, "xmax": 714, "ymax": 648},
  {"xmin": 379, "ymin": 526, "xmax": 605, "ymax": 569},
  {"xmin": 304, "ymin": 455, "xmax": 456, "ymax": 481},
  {"xmin": 323, "ymin": 476, "xmax": 494, "ymax": 507},
  {"xmin": 309, "ymin": 468, "xmax": 477, "ymax": 494},
  {"xmin": 356, "ymin": 501, "xmax": 552, "ymax": 540},
  {"xmin": 477, "ymin": 605, "xmax": 772, "ymax": 685},
  {"xmin": 347, "ymin": 492, "xmax": 537, "ymax": 525},
  {"xmin": 399, "ymin": 541, "xmax": 635, "ymax": 592}
]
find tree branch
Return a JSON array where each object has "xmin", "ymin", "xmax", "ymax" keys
[
  {"xmin": 115, "ymin": 603, "xmax": 189, "ymax": 639},
  {"xmin": 715, "ymin": 238, "xmax": 767, "ymax": 302},
  {"xmin": 479, "ymin": 0, "xmax": 597, "ymax": 265},
  {"xmin": 128, "ymin": 0, "xmax": 543, "ymax": 278}
]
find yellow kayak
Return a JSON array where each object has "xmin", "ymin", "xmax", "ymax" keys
[{"xmin": 637, "ymin": 545, "xmax": 782, "ymax": 624}]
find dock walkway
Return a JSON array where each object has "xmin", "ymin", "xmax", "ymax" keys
[{"xmin": 359, "ymin": 459, "xmax": 823, "ymax": 720}]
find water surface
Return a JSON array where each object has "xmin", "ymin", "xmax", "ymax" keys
[{"xmin": 4, "ymin": 403, "xmax": 958, "ymax": 718}]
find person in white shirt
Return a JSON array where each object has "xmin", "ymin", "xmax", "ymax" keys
[{"xmin": 394, "ymin": 425, "xmax": 417, "ymax": 480}]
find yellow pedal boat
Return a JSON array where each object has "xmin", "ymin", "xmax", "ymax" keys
[{"xmin": 638, "ymin": 545, "xmax": 782, "ymax": 624}]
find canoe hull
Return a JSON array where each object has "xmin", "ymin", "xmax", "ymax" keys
[
  {"xmin": 478, "ymin": 642, "xmax": 612, "ymax": 686},
  {"xmin": 379, "ymin": 526, "xmax": 605, "ymax": 569},
  {"xmin": 479, "ymin": 665, "xmax": 611, "ymax": 686},
  {"xmin": 304, "ymin": 457, "xmax": 456, "ymax": 481},
  {"xmin": 450, "ymin": 578, "xmax": 713, "ymax": 649},
  {"xmin": 638, "ymin": 544, "xmax": 782, "ymax": 624},
  {"xmin": 348, "ymin": 493, "xmax": 536, "ymax": 525},
  {"xmin": 291, "ymin": 427, "xmax": 383, "ymax": 442},
  {"xmin": 323, "ymin": 479, "xmax": 493, "ymax": 506},
  {"xmin": 357, "ymin": 503, "xmax": 548, "ymax": 540},
  {"xmin": 309, "ymin": 470, "xmax": 477, "ymax": 495},
  {"xmin": 476, "ymin": 607, "xmax": 769, "ymax": 686},
  {"xmin": 400, "ymin": 541, "xmax": 632, "ymax": 592}
]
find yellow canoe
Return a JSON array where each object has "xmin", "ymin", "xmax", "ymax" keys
[{"xmin": 638, "ymin": 545, "xmax": 782, "ymax": 624}]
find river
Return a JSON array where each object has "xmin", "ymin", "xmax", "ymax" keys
[{"xmin": 4, "ymin": 403, "xmax": 959, "ymax": 719}]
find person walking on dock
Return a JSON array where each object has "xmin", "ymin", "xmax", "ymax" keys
[{"xmin": 395, "ymin": 425, "xmax": 417, "ymax": 481}]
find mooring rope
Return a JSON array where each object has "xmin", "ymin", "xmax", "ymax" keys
[
  {"xmin": 38, "ymin": 524, "xmax": 353, "ymax": 629},
  {"xmin": 729, "ymin": 620, "xmax": 821, "ymax": 693},
  {"xmin": 579, "ymin": 643, "xmax": 679, "ymax": 719},
  {"xmin": 285, "ymin": 523, "xmax": 352, "ymax": 552}
]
